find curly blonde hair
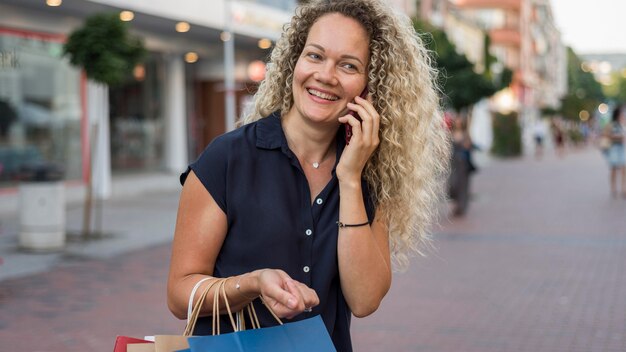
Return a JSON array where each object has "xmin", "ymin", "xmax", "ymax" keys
[{"xmin": 242, "ymin": 0, "xmax": 450, "ymax": 270}]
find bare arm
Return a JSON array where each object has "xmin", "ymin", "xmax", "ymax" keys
[
  {"xmin": 337, "ymin": 185, "xmax": 391, "ymax": 318},
  {"xmin": 167, "ymin": 171, "xmax": 319, "ymax": 320},
  {"xmin": 337, "ymin": 95, "xmax": 392, "ymax": 317}
]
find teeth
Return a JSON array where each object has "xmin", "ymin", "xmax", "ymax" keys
[{"xmin": 307, "ymin": 89, "xmax": 338, "ymax": 101}]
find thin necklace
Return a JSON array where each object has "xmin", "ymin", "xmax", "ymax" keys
[
  {"xmin": 311, "ymin": 148, "xmax": 333, "ymax": 169},
  {"xmin": 283, "ymin": 125, "xmax": 334, "ymax": 170}
]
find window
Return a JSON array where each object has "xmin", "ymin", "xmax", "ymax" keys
[{"xmin": 0, "ymin": 30, "xmax": 83, "ymax": 186}]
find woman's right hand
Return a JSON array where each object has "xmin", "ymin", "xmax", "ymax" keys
[{"xmin": 255, "ymin": 269, "xmax": 319, "ymax": 319}]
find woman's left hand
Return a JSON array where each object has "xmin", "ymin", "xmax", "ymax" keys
[{"xmin": 337, "ymin": 94, "xmax": 380, "ymax": 182}]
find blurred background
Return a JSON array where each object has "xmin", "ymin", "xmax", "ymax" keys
[{"xmin": 0, "ymin": 0, "xmax": 624, "ymax": 351}]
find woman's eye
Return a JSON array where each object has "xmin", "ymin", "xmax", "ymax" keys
[
  {"xmin": 307, "ymin": 53, "xmax": 321, "ymax": 60},
  {"xmin": 342, "ymin": 63, "xmax": 358, "ymax": 71}
]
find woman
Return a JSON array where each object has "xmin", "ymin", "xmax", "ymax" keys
[
  {"xmin": 448, "ymin": 117, "xmax": 475, "ymax": 216},
  {"xmin": 604, "ymin": 106, "xmax": 625, "ymax": 198},
  {"xmin": 167, "ymin": 0, "xmax": 449, "ymax": 350}
]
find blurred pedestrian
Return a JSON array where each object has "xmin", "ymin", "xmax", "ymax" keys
[
  {"xmin": 448, "ymin": 117, "xmax": 476, "ymax": 216},
  {"xmin": 551, "ymin": 119, "xmax": 565, "ymax": 157},
  {"xmin": 533, "ymin": 118, "xmax": 546, "ymax": 159},
  {"xmin": 166, "ymin": 1, "xmax": 450, "ymax": 350},
  {"xmin": 603, "ymin": 105, "xmax": 625, "ymax": 198}
]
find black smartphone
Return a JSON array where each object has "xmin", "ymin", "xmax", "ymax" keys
[{"xmin": 345, "ymin": 87, "xmax": 369, "ymax": 144}]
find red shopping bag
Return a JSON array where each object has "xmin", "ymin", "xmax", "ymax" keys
[{"xmin": 113, "ymin": 336, "xmax": 153, "ymax": 352}]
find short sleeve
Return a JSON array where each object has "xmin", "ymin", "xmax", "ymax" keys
[{"xmin": 180, "ymin": 136, "xmax": 230, "ymax": 213}]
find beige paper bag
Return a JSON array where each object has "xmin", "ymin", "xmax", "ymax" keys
[{"xmin": 127, "ymin": 343, "xmax": 156, "ymax": 352}]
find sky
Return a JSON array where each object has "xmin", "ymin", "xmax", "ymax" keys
[{"xmin": 550, "ymin": 0, "xmax": 625, "ymax": 54}]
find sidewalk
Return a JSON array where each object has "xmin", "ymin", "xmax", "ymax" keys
[
  {"xmin": 351, "ymin": 146, "xmax": 626, "ymax": 352},
  {"xmin": 0, "ymin": 146, "xmax": 625, "ymax": 351},
  {"xmin": 0, "ymin": 172, "xmax": 182, "ymax": 282}
]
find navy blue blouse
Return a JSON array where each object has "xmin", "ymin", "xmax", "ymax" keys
[{"xmin": 180, "ymin": 112, "xmax": 376, "ymax": 352}]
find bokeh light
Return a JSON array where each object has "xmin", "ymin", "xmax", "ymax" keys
[
  {"xmin": 184, "ymin": 52, "xmax": 198, "ymax": 63},
  {"xmin": 175, "ymin": 22, "xmax": 190, "ymax": 33},
  {"xmin": 579, "ymin": 110, "xmax": 590, "ymax": 121},
  {"xmin": 258, "ymin": 38, "xmax": 272, "ymax": 49},
  {"xmin": 220, "ymin": 31, "xmax": 231, "ymax": 42},
  {"xmin": 119, "ymin": 11, "xmax": 134, "ymax": 22},
  {"xmin": 247, "ymin": 60, "xmax": 266, "ymax": 82}
]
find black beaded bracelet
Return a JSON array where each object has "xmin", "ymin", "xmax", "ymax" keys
[{"xmin": 336, "ymin": 220, "xmax": 370, "ymax": 228}]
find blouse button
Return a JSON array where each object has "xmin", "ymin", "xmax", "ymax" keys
[
  {"xmin": 316, "ymin": 198, "xmax": 323, "ymax": 205},
  {"xmin": 303, "ymin": 266, "xmax": 310, "ymax": 273},
  {"xmin": 305, "ymin": 229, "xmax": 312, "ymax": 236}
]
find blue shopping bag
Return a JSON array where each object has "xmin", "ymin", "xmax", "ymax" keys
[{"xmin": 183, "ymin": 315, "xmax": 335, "ymax": 352}]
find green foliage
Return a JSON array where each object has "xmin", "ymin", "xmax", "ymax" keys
[
  {"xmin": 482, "ymin": 33, "xmax": 512, "ymax": 90},
  {"xmin": 498, "ymin": 67, "xmax": 513, "ymax": 91},
  {"xmin": 604, "ymin": 72, "xmax": 626, "ymax": 103},
  {"xmin": 560, "ymin": 47, "xmax": 604, "ymax": 120},
  {"xmin": 413, "ymin": 19, "xmax": 504, "ymax": 112},
  {"xmin": 616, "ymin": 76, "xmax": 626, "ymax": 103},
  {"xmin": 491, "ymin": 112, "xmax": 521, "ymax": 157},
  {"xmin": 63, "ymin": 13, "xmax": 146, "ymax": 86}
]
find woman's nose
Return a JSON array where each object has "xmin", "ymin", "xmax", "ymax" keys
[{"xmin": 314, "ymin": 63, "xmax": 337, "ymax": 85}]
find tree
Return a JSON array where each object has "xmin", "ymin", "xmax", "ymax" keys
[
  {"xmin": 604, "ymin": 72, "xmax": 626, "ymax": 104},
  {"xmin": 615, "ymin": 75, "xmax": 626, "ymax": 103},
  {"xmin": 64, "ymin": 13, "xmax": 146, "ymax": 86},
  {"xmin": 413, "ymin": 19, "xmax": 509, "ymax": 113},
  {"xmin": 63, "ymin": 13, "xmax": 146, "ymax": 239},
  {"xmin": 560, "ymin": 47, "xmax": 604, "ymax": 120}
]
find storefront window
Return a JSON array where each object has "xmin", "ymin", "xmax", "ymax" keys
[
  {"xmin": 109, "ymin": 54, "xmax": 164, "ymax": 172},
  {"xmin": 0, "ymin": 30, "xmax": 83, "ymax": 187}
]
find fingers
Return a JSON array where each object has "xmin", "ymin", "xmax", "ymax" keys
[
  {"xmin": 257, "ymin": 270, "xmax": 318, "ymax": 319},
  {"xmin": 287, "ymin": 280, "xmax": 320, "ymax": 312},
  {"xmin": 258, "ymin": 270, "xmax": 298, "ymax": 309},
  {"xmin": 344, "ymin": 96, "xmax": 380, "ymax": 148}
]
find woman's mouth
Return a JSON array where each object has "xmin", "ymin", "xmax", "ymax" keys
[{"xmin": 307, "ymin": 88, "xmax": 339, "ymax": 101}]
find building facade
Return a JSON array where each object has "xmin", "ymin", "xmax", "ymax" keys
[
  {"xmin": 420, "ymin": 0, "xmax": 567, "ymax": 152},
  {"xmin": 0, "ymin": 0, "xmax": 294, "ymax": 196},
  {"xmin": 452, "ymin": 0, "xmax": 567, "ymax": 150}
]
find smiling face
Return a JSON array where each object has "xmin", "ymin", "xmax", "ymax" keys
[{"xmin": 289, "ymin": 13, "xmax": 370, "ymax": 126}]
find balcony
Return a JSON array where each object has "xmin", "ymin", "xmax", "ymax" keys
[
  {"xmin": 454, "ymin": 0, "xmax": 521, "ymax": 11},
  {"xmin": 489, "ymin": 27, "xmax": 521, "ymax": 47}
]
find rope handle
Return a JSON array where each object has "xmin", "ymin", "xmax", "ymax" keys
[
  {"xmin": 186, "ymin": 277, "xmax": 211, "ymax": 324},
  {"xmin": 183, "ymin": 276, "xmax": 285, "ymax": 337},
  {"xmin": 184, "ymin": 278, "xmax": 222, "ymax": 336}
]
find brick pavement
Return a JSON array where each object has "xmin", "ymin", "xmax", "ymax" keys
[
  {"xmin": 0, "ymin": 244, "xmax": 182, "ymax": 351},
  {"xmin": 351, "ymin": 147, "xmax": 626, "ymax": 352},
  {"xmin": 0, "ymin": 146, "xmax": 624, "ymax": 351}
]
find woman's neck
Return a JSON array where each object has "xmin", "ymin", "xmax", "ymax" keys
[{"xmin": 281, "ymin": 111, "xmax": 338, "ymax": 166}]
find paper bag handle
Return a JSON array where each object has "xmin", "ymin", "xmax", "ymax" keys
[
  {"xmin": 183, "ymin": 277, "xmax": 285, "ymax": 337},
  {"xmin": 183, "ymin": 278, "xmax": 221, "ymax": 336}
]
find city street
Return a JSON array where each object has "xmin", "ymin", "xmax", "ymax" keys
[{"xmin": 0, "ymin": 146, "xmax": 625, "ymax": 351}]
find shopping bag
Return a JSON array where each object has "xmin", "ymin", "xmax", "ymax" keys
[
  {"xmin": 113, "ymin": 278, "xmax": 219, "ymax": 352},
  {"xmin": 151, "ymin": 279, "xmax": 222, "ymax": 352},
  {"xmin": 113, "ymin": 336, "xmax": 153, "ymax": 352},
  {"xmin": 127, "ymin": 343, "xmax": 156, "ymax": 352},
  {"xmin": 188, "ymin": 279, "xmax": 336, "ymax": 351},
  {"xmin": 152, "ymin": 335, "xmax": 193, "ymax": 352},
  {"xmin": 186, "ymin": 315, "xmax": 335, "ymax": 352}
]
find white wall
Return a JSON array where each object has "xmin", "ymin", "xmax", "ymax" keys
[{"xmin": 86, "ymin": 0, "xmax": 291, "ymax": 39}]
